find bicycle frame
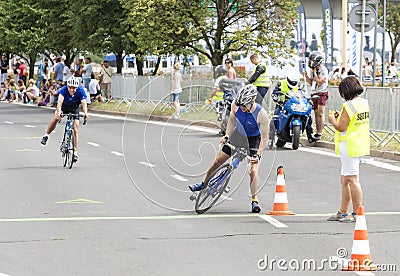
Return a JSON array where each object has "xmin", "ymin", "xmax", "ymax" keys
[{"xmin": 205, "ymin": 144, "xmax": 248, "ymax": 196}]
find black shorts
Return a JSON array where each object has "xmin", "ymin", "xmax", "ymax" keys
[
  {"xmin": 61, "ymin": 106, "xmax": 80, "ymax": 119},
  {"xmin": 222, "ymin": 129, "xmax": 261, "ymax": 157}
]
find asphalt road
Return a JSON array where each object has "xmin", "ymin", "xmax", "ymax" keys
[{"xmin": 0, "ymin": 102, "xmax": 399, "ymax": 276}]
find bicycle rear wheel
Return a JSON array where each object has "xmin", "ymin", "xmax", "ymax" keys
[{"xmin": 195, "ymin": 164, "xmax": 232, "ymax": 214}]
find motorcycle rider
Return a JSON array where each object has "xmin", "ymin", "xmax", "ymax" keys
[
  {"xmin": 268, "ymin": 70, "xmax": 315, "ymax": 149},
  {"xmin": 209, "ymin": 65, "xmax": 242, "ymax": 135}
]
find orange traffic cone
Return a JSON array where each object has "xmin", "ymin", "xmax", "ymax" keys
[
  {"xmin": 343, "ymin": 206, "xmax": 377, "ymax": 271},
  {"xmin": 267, "ymin": 166, "xmax": 295, "ymax": 216}
]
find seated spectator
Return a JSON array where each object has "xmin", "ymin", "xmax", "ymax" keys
[
  {"xmin": 15, "ymin": 79, "xmax": 26, "ymax": 102},
  {"xmin": 88, "ymin": 73, "xmax": 104, "ymax": 103},
  {"xmin": 40, "ymin": 81, "xmax": 51, "ymax": 104},
  {"xmin": 48, "ymin": 80, "xmax": 59, "ymax": 107},
  {"xmin": 24, "ymin": 79, "xmax": 40, "ymax": 104}
]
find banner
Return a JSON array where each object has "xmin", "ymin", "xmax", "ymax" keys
[
  {"xmin": 348, "ymin": 3, "xmax": 361, "ymax": 76},
  {"xmin": 321, "ymin": 0, "xmax": 333, "ymax": 71},
  {"xmin": 296, "ymin": 1, "xmax": 307, "ymax": 73}
]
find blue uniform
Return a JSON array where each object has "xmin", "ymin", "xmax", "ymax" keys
[
  {"xmin": 235, "ymin": 103, "xmax": 262, "ymax": 137},
  {"xmin": 59, "ymin": 86, "xmax": 86, "ymax": 111},
  {"xmin": 222, "ymin": 103, "xmax": 262, "ymax": 157}
]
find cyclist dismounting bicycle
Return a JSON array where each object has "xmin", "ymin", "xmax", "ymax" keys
[
  {"xmin": 189, "ymin": 84, "xmax": 270, "ymax": 213},
  {"xmin": 41, "ymin": 77, "xmax": 89, "ymax": 162}
]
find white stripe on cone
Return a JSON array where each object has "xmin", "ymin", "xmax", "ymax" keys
[
  {"xmin": 355, "ymin": 215, "xmax": 368, "ymax": 230},
  {"xmin": 277, "ymin": 175, "xmax": 285, "ymax": 185},
  {"xmin": 351, "ymin": 240, "xmax": 371, "ymax": 255},
  {"xmin": 274, "ymin": 193, "xmax": 289, "ymax": 203}
]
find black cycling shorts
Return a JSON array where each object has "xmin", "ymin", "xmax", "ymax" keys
[
  {"xmin": 222, "ymin": 129, "xmax": 261, "ymax": 157},
  {"xmin": 61, "ymin": 106, "xmax": 80, "ymax": 120}
]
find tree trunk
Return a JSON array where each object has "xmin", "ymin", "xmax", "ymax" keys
[
  {"xmin": 29, "ymin": 55, "xmax": 36, "ymax": 80},
  {"xmin": 116, "ymin": 51, "xmax": 124, "ymax": 74},
  {"xmin": 153, "ymin": 56, "xmax": 162, "ymax": 76},
  {"xmin": 136, "ymin": 59, "xmax": 144, "ymax": 76}
]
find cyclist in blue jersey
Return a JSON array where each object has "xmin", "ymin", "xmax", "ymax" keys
[
  {"xmin": 189, "ymin": 84, "xmax": 270, "ymax": 213},
  {"xmin": 41, "ymin": 77, "xmax": 88, "ymax": 162}
]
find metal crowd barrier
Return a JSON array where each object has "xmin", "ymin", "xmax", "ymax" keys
[{"xmin": 110, "ymin": 74, "xmax": 400, "ymax": 148}]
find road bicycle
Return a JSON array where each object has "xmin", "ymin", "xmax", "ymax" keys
[
  {"xmin": 190, "ymin": 142, "xmax": 251, "ymax": 214},
  {"xmin": 59, "ymin": 113, "xmax": 86, "ymax": 169}
]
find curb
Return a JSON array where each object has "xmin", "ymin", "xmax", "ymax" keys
[{"xmin": 89, "ymin": 107, "xmax": 400, "ymax": 162}]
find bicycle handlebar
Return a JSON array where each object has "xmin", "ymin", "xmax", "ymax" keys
[{"xmin": 60, "ymin": 113, "xmax": 88, "ymax": 125}]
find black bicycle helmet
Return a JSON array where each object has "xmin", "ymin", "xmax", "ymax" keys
[
  {"xmin": 308, "ymin": 52, "xmax": 323, "ymax": 69},
  {"xmin": 235, "ymin": 84, "xmax": 257, "ymax": 106}
]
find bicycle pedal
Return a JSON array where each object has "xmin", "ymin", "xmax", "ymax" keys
[
  {"xmin": 224, "ymin": 186, "xmax": 231, "ymax": 193},
  {"xmin": 189, "ymin": 193, "xmax": 197, "ymax": 201}
]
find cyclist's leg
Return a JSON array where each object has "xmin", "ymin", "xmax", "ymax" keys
[
  {"xmin": 203, "ymin": 151, "xmax": 230, "ymax": 184},
  {"xmin": 248, "ymin": 136, "xmax": 262, "ymax": 212}
]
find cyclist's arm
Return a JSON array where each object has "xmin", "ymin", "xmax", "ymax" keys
[
  {"xmin": 257, "ymin": 109, "xmax": 270, "ymax": 156},
  {"xmin": 56, "ymin": 94, "xmax": 64, "ymax": 116},
  {"xmin": 81, "ymin": 99, "xmax": 88, "ymax": 117}
]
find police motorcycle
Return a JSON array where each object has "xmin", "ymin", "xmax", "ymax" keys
[{"xmin": 269, "ymin": 72, "xmax": 316, "ymax": 150}]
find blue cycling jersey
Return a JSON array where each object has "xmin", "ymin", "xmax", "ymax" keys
[
  {"xmin": 59, "ymin": 86, "xmax": 87, "ymax": 110},
  {"xmin": 235, "ymin": 103, "xmax": 262, "ymax": 137}
]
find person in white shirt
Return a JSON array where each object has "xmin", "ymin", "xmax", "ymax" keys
[
  {"xmin": 63, "ymin": 61, "xmax": 72, "ymax": 84},
  {"xmin": 88, "ymin": 73, "xmax": 104, "ymax": 103},
  {"xmin": 24, "ymin": 78, "xmax": 40, "ymax": 104}
]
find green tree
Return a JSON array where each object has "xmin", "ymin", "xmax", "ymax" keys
[
  {"xmin": 379, "ymin": 2, "xmax": 400, "ymax": 63},
  {"xmin": 127, "ymin": 0, "xmax": 299, "ymax": 67},
  {"xmin": 0, "ymin": 0, "xmax": 48, "ymax": 78},
  {"xmin": 72, "ymin": 0, "xmax": 137, "ymax": 73}
]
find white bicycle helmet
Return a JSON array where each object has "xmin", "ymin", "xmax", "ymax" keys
[
  {"xmin": 286, "ymin": 70, "xmax": 300, "ymax": 89},
  {"xmin": 235, "ymin": 84, "xmax": 257, "ymax": 106},
  {"xmin": 67, "ymin": 77, "xmax": 80, "ymax": 88}
]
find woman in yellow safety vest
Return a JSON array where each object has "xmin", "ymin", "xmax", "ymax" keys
[{"xmin": 327, "ymin": 76, "xmax": 370, "ymax": 223}]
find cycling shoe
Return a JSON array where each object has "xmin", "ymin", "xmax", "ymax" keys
[
  {"xmin": 251, "ymin": 201, "xmax": 261, "ymax": 213},
  {"xmin": 189, "ymin": 182, "xmax": 204, "ymax": 192}
]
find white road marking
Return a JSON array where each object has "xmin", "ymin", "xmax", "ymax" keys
[
  {"xmin": 171, "ymin": 175, "xmax": 188, "ymax": 181},
  {"xmin": 4, "ymin": 121, "xmax": 13, "ymax": 124},
  {"xmin": 24, "ymin": 124, "xmax": 36, "ymax": 128},
  {"xmin": 138, "ymin": 161, "xmax": 156, "ymax": 167},
  {"xmin": 298, "ymin": 147, "xmax": 400, "ymax": 172},
  {"xmin": 87, "ymin": 142, "xmax": 100, "ymax": 147},
  {"xmin": 258, "ymin": 214, "xmax": 288, "ymax": 228},
  {"xmin": 220, "ymin": 195, "xmax": 233, "ymax": 201},
  {"xmin": 110, "ymin": 151, "xmax": 124, "ymax": 156}
]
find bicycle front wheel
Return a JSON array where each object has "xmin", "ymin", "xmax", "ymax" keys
[
  {"xmin": 195, "ymin": 164, "xmax": 232, "ymax": 214},
  {"xmin": 66, "ymin": 130, "xmax": 75, "ymax": 169}
]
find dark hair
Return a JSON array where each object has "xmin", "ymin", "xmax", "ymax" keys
[
  {"xmin": 225, "ymin": 58, "xmax": 233, "ymax": 65},
  {"xmin": 338, "ymin": 76, "xmax": 364, "ymax": 101}
]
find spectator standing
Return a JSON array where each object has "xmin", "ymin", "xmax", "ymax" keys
[
  {"xmin": 12, "ymin": 57, "xmax": 20, "ymax": 83},
  {"xmin": 63, "ymin": 61, "xmax": 72, "ymax": 85},
  {"xmin": 53, "ymin": 57, "xmax": 65, "ymax": 83},
  {"xmin": 225, "ymin": 58, "xmax": 236, "ymax": 79},
  {"xmin": 170, "ymin": 62, "xmax": 182, "ymax": 119},
  {"xmin": 72, "ymin": 56, "xmax": 84, "ymax": 76},
  {"xmin": 18, "ymin": 59, "xmax": 28, "ymax": 86},
  {"xmin": 99, "ymin": 60, "xmax": 114, "ymax": 100},
  {"xmin": 327, "ymin": 76, "xmax": 370, "ymax": 222},
  {"xmin": 1, "ymin": 55, "xmax": 9, "ymax": 84},
  {"xmin": 81, "ymin": 57, "xmax": 92, "ymax": 91},
  {"xmin": 36, "ymin": 58, "xmax": 49, "ymax": 89},
  {"xmin": 248, "ymin": 54, "xmax": 271, "ymax": 105},
  {"xmin": 303, "ymin": 51, "xmax": 329, "ymax": 141}
]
